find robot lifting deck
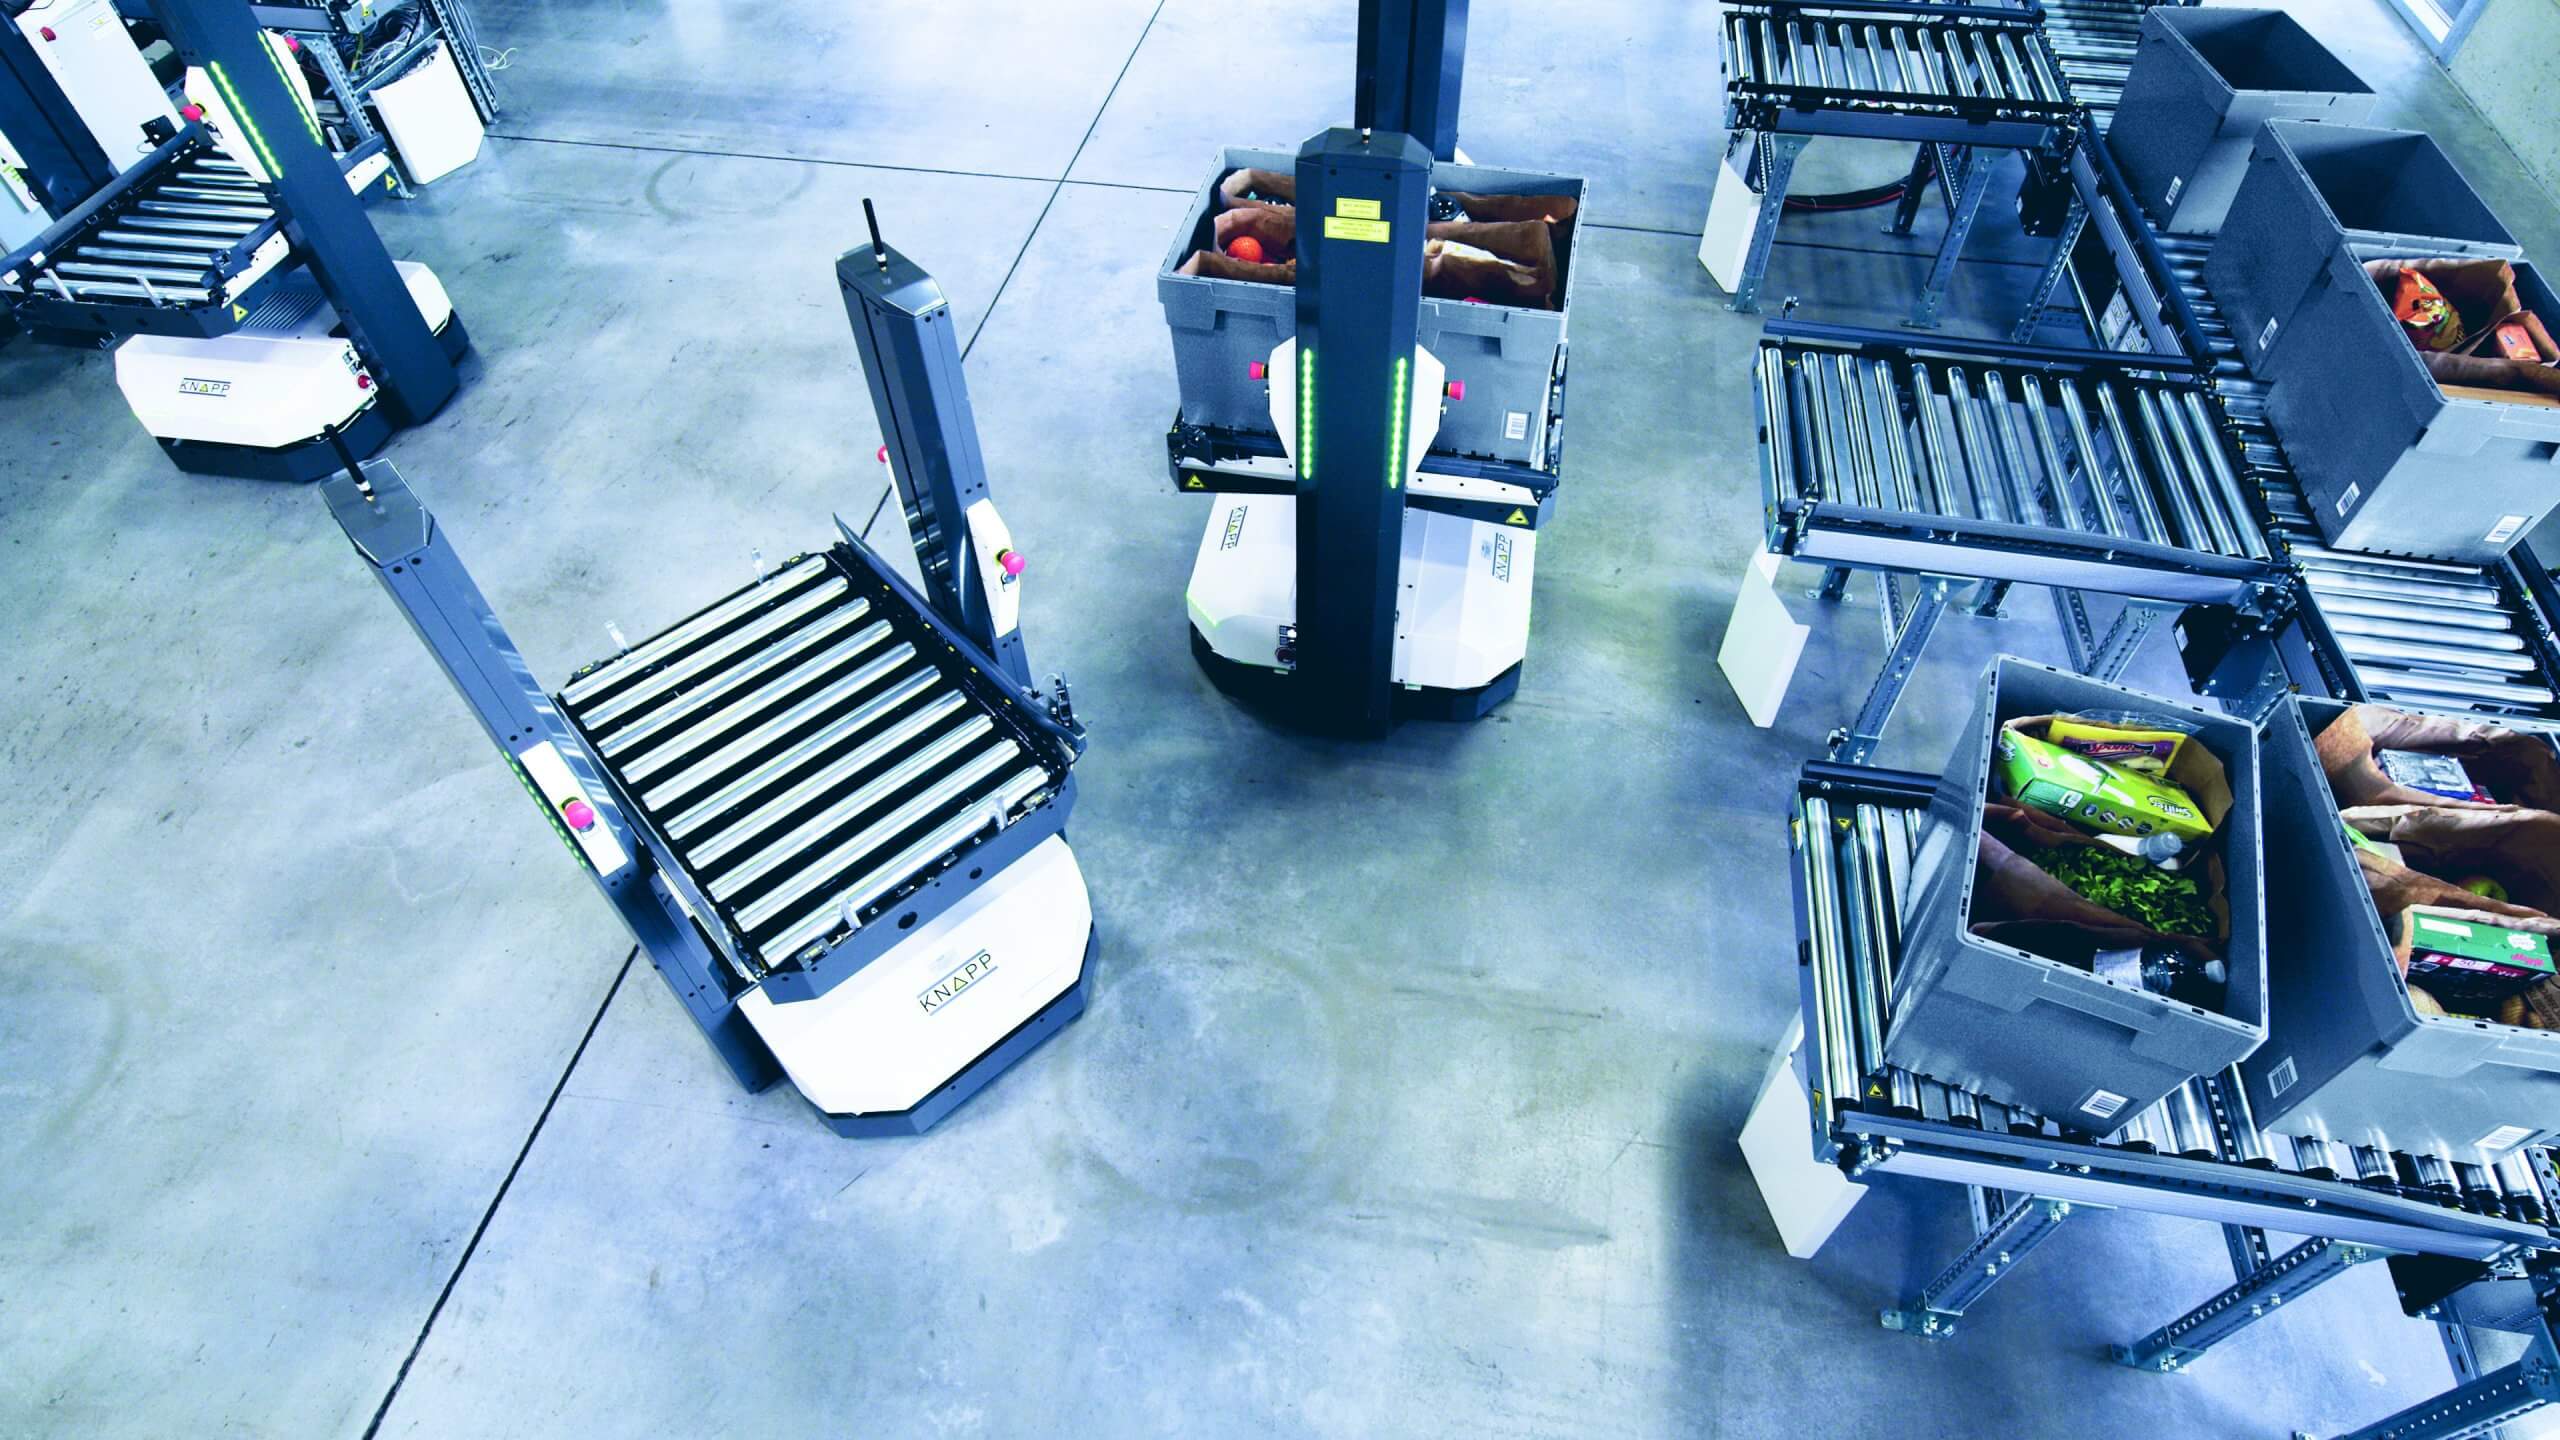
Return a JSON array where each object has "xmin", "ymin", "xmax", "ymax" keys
[{"xmin": 318, "ymin": 215, "xmax": 1095, "ymax": 1135}]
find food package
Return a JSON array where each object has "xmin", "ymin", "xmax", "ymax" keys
[
  {"xmin": 2377, "ymin": 748, "xmax": 2490, "ymax": 802},
  {"xmin": 2365, "ymin": 259, "xmax": 2560, "ymax": 401},
  {"xmin": 1994, "ymin": 724, "xmax": 2217, "ymax": 842},
  {"xmin": 2046, "ymin": 711, "xmax": 2195, "ymax": 776},
  {"xmin": 2392, "ymin": 266, "xmax": 2465, "ymax": 351},
  {"xmin": 2397, "ymin": 906, "xmax": 2558, "ymax": 1007},
  {"xmin": 1189, "ymin": 173, "xmax": 1574, "ymax": 308}
]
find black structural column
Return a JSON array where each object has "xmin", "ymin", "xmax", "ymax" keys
[
  {"xmin": 1294, "ymin": 127, "xmax": 1431, "ymax": 737},
  {"xmin": 150, "ymin": 0, "xmax": 455, "ymax": 424},
  {"xmin": 1355, "ymin": 0, "xmax": 1468, "ymax": 163},
  {"xmin": 837, "ymin": 213, "xmax": 1030, "ymax": 689},
  {"xmin": 0, "ymin": 16, "xmax": 116, "ymax": 213}
]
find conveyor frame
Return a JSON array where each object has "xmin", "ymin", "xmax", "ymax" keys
[
  {"xmin": 1777, "ymin": 760, "xmax": 2560, "ymax": 1437},
  {"xmin": 1716, "ymin": 1, "xmax": 2078, "ymax": 323}
]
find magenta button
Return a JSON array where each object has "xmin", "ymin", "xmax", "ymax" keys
[{"xmin": 561, "ymin": 798, "xmax": 597, "ymax": 832}]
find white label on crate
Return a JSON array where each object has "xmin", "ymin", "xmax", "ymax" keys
[
  {"xmin": 2164, "ymin": 175, "xmax": 2185, "ymax": 206},
  {"xmin": 2477, "ymin": 1124, "xmax": 2539, "ymax": 1153},
  {"xmin": 2267, "ymin": 1056, "xmax": 2298, "ymax": 1098},
  {"xmin": 2079, "ymin": 1088, "xmax": 2130, "ymax": 1121},
  {"xmin": 2337, "ymin": 482, "xmax": 2361, "ymax": 518},
  {"xmin": 1504, "ymin": 410, "xmax": 1529, "ymax": 442},
  {"xmin": 2258, "ymin": 317, "xmax": 2280, "ymax": 353},
  {"xmin": 2485, "ymin": 514, "xmax": 2530, "ymax": 546}
]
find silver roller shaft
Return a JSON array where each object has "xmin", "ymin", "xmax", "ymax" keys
[
  {"xmin": 2053, "ymin": 378, "xmax": 2130, "ymax": 539},
  {"xmin": 1909, "ymin": 362, "xmax": 1957, "ymax": 516},
  {"xmin": 661, "ymin": 668, "xmax": 942, "ymax": 831},
  {"xmin": 706, "ymin": 717, "xmax": 1004, "ymax": 893},
  {"xmin": 583, "ymin": 584, "xmax": 861, "ymax": 733},
  {"xmin": 2015, "ymin": 375, "xmax": 2089, "ymax": 532},
  {"xmin": 2086, "ymin": 380, "xmax": 2168, "ymax": 546},
  {"xmin": 1979, "ymin": 370, "xmax": 2045, "ymax": 526},
  {"xmin": 1835, "ymin": 352, "xmax": 1880, "ymax": 508},
  {"xmin": 2162, "ymin": 1080, "xmax": 2217, "ymax": 1159},
  {"xmin": 630, "ymin": 645, "xmax": 923, "ymax": 793},
  {"xmin": 2325, "ymin": 612, "xmax": 2524, "ymax": 649},
  {"xmin": 2338, "ymin": 633, "xmax": 2540, "ymax": 673},
  {"xmin": 564, "ymin": 557, "xmax": 832, "ymax": 705},
  {"xmin": 2365, "ymin": 669, "xmax": 2557, "ymax": 707},
  {"xmin": 736, "ymin": 743, "xmax": 1027, "ymax": 932},
  {"xmin": 1870, "ymin": 360, "xmax": 1919, "ymax": 512},
  {"xmin": 1944, "ymin": 366, "xmax": 2004, "ymax": 521},
  {"xmin": 2176, "ymin": 391, "xmax": 2270, "ymax": 561},
  {"xmin": 761, "ymin": 765, "xmax": 1049, "ymax": 961},
  {"xmin": 2324, "ymin": 597, "xmax": 2519, "ymax": 635},
  {"xmin": 1799, "ymin": 798, "xmax": 1861, "ymax": 1118},
  {"xmin": 1759, "ymin": 349, "xmax": 1800, "ymax": 504}
]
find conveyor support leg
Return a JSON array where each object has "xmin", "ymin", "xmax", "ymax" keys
[
  {"xmin": 1909, "ymin": 146, "xmax": 1993, "ymax": 330},
  {"xmin": 1882, "ymin": 1188, "xmax": 2074, "ymax": 1339},
  {"xmin": 2012, "ymin": 193, "xmax": 2089, "ymax": 342},
  {"xmin": 2315, "ymin": 1326, "xmax": 2555, "ymax": 1440},
  {"xmin": 1829, "ymin": 575, "xmax": 1948, "ymax": 765},
  {"xmin": 1731, "ymin": 132, "xmax": 1806, "ymax": 315},
  {"xmin": 1885, "ymin": 143, "xmax": 1937, "ymax": 238},
  {"xmin": 2112, "ymin": 1238, "xmax": 2377, "ymax": 1374}
]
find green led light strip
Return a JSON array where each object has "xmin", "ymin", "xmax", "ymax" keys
[
  {"xmin": 263, "ymin": 39, "xmax": 325, "ymax": 149},
  {"xmin": 1385, "ymin": 354, "xmax": 1410, "ymax": 491},
  {"xmin": 1298, "ymin": 347, "xmax": 1316, "ymax": 481},
  {"xmin": 507, "ymin": 753, "xmax": 591, "ymax": 872},
  {"xmin": 206, "ymin": 62, "xmax": 282, "ymax": 178}
]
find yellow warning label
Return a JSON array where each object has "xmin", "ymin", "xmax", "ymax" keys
[
  {"xmin": 1334, "ymin": 196, "xmax": 1382, "ymax": 221},
  {"xmin": 1323, "ymin": 216, "xmax": 1392, "ymax": 244},
  {"xmin": 232, "ymin": 303, "xmax": 248, "ymax": 321},
  {"xmin": 1504, "ymin": 507, "xmax": 1530, "ymax": 526},
  {"xmin": 1183, "ymin": 474, "xmax": 1206, "ymax": 489},
  {"xmin": 384, "ymin": 173, "xmax": 396, "ymax": 191}
]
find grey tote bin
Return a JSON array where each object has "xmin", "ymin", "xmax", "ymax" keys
[
  {"xmin": 1157, "ymin": 145, "xmax": 1583, "ymax": 464},
  {"xmin": 2108, "ymin": 8, "xmax": 2374, "ymax": 235},
  {"xmin": 2210, "ymin": 121, "xmax": 2521, "ymax": 372},
  {"xmin": 2264, "ymin": 254, "xmax": 2560, "ymax": 565},
  {"xmin": 1890, "ymin": 657, "xmax": 2269, "ymax": 1132},
  {"xmin": 2239, "ymin": 697, "xmax": 2560, "ymax": 1164}
]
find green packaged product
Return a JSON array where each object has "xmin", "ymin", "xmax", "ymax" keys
[{"xmin": 1995, "ymin": 727, "xmax": 2214, "ymax": 842}]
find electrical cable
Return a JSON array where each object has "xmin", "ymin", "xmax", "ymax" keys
[{"xmin": 1783, "ymin": 149, "xmax": 1936, "ymax": 214}]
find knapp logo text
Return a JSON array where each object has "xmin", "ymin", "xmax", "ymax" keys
[{"xmin": 917, "ymin": 949, "xmax": 998, "ymax": 1015}]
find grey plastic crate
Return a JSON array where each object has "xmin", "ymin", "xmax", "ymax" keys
[
  {"xmin": 2239, "ymin": 698, "xmax": 2560, "ymax": 1163},
  {"xmin": 2210, "ymin": 122, "xmax": 2521, "ymax": 372},
  {"xmin": 2265, "ymin": 253, "xmax": 2560, "ymax": 565},
  {"xmin": 1889, "ymin": 657, "xmax": 2269, "ymax": 1133},
  {"xmin": 2108, "ymin": 8, "xmax": 2374, "ymax": 236},
  {"xmin": 1157, "ymin": 145, "xmax": 1583, "ymax": 464}
]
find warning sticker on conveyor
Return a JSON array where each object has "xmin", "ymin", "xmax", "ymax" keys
[
  {"xmin": 1323, "ymin": 216, "xmax": 1391, "ymax": 244},
  {"xmin": 1335, "ymin": 197, "xmax": 1382, "ymax": 220}
]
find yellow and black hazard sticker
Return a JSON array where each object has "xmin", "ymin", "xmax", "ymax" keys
[
  {"xmin": 231, "ymin": 302, "xmax": 248, "ymax": 321},
  {"xmin": 1504, "ymin": 507, "xmax": 1531, "ymax": 526},
  {"xmin": 1182, "ymin": 473, "xmax": 1207, "ymax": 490}
]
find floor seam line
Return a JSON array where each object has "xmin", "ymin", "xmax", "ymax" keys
[
  {"xmin": 358, "ymin": 945, "xmax": 639, "ymax": 1440},
  {"xmin": 959, "ymin": 0, "xmax": 1169, "ymax": 361},
  {"xmin": 481, "ymin": 131, "xmax": 1061, "ymax": 187}
]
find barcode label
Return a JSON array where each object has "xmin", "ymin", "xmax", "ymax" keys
[
  {"xmin": 1504, "ymin": 410, "xmax": 1529, "ymax": 441},
  {"xmin": 2484, "ymin": 514, "xmax": 2529, "ymax": 546},
  {"xmin": 2080, "ymin": 1088, "xmax": 2130, "ymax": 1120},
  {"xmin": 2268, "ymin": 1056, "xmax": 2298, "ymax": 1098},
  {"xmin": 2337, "ymin": 482, "xmax": 2361, "ymax": 518},
  {"xmin": 2258, "ymin": 317, "xmax": 2280, "ymax": 352},
  {"xmin": 2164, "ymin": 175, "xmax": 2185, "ymax": 206},
  {"xmin": 2477, "ymin": 1124, "xmax": 2538, "ymax": 1153}
]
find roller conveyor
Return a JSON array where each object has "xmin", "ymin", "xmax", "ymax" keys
[
  {"xmin": 2032, "ymin": 0, "xmax": 2147, "ymax": 124},
  {"xmin": 1755, "ymin": 323, "xmax": 2284, "ymax": 606},
  {"xmin": 1786, "ymin": 764, "xmax": 2560, "ymax": 1255},
  {"xmin": 0, "ymin": 129, "xmax": 293, "ymax": 337},
  {"xmin": 1721, "ymin": 2, "xmax": 2077, "ymax": 140},
  {"xmin": 557, "ymin": 552, "xmax": 1069, "ymax": 980}
]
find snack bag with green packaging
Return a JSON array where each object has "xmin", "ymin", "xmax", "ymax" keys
[{"xmin": 1994, "ymin": 726, "xmax": 2216, "ymax": 842}]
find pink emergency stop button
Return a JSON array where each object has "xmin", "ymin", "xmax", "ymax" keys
[
  {"xmin": 561, "ymin": 798, "xmax": 597, "ymax": 832},
  {"xmin": 997, "ymin": 548, "xmax": 1026, "ymax": 578},
  {"xmin": 1445, "ymin": 380, "xmax": 1466, "ymax": 401}
]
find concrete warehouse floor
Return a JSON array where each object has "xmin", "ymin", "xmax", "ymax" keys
[{"xmin": 5, "ymin": 1, "xmax": 2559, "ymax": 1436}]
